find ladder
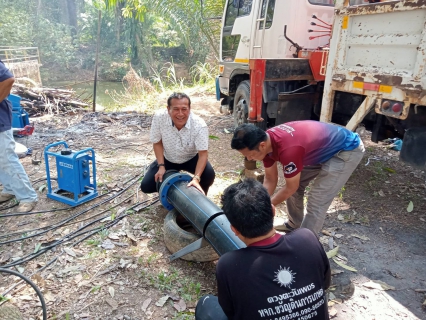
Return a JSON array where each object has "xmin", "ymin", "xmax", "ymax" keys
[{"xmin": 251, "ymin": 0, "xmax": 270, "ymax": 58}]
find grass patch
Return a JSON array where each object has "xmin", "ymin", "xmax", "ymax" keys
[
  {"xmin": 104, "ymin": 60, "xmax": 216, "ymax": 113},
  {"xmin": 140, "ymin": 267, "xmax": 204, "ymax": 304}
]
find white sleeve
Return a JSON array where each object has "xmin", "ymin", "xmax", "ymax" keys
[
  {"xmin": 149, "ymin": 112, "xmax": 162, "ymax": 143},
  {"xmin": 195, "ymin": 126, "xmax": 209, "ymax": 151}
]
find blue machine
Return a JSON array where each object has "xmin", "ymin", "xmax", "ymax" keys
[
  {"xmin": 8, "ymin": 94, "xmax": 30, "ymax": 129},
  {"xmin": 44, "ymin": 141, "xmax": 98, "ymax": 206}
]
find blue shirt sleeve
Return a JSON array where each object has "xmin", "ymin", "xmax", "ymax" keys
[{"xmin": 0, "ymin": 61, "xmax": 13, "ymax": 82}]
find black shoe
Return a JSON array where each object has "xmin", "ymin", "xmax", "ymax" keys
[{"xmin": 274, "ymin": 221, "xmax": 296, "ymax": 233}]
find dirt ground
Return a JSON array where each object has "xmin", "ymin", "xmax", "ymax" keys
[{"xmin": 0, "ymin": 93, "xmax": 425, "ymax": 320}]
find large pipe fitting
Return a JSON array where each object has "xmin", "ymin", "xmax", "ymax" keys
[{"xmin": 157, "ymin": 170, "xmax": 245, "ymax": 256}]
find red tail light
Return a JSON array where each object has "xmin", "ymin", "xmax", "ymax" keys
[
  {"xmin": 392, "ymin": 103, "xmax": 403, "ymax": 113},
  {"xmin": 380, "ymin": 100, "xmax": 404, "ymax": 115}
]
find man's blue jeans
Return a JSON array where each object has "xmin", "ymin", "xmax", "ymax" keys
[{"xmin": 0, "ymin": 129, "xmax": 37, "ymax": 203}]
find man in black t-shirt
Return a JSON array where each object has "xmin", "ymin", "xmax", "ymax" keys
[{"xmin": 195, "ymin": 179, "xmax": 331, "ymax": 320}]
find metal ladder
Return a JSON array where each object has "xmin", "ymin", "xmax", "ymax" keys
[{"xmin": 251, "ymin": 0, "xmax": 270, "ymax": 58}]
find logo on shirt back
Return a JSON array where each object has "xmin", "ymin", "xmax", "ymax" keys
[
  {"xmin": 273, "ymin": 266, "xmax": 296, "ymax": 288},
  {"xmin": 284, "ymin": 162, "xmax": 297, "ymax": 174},
  {"xmin": 277, "ymin": 124, "xmax": 295, "ymax": 136}
]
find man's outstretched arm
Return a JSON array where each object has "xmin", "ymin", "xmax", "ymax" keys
[
  {"xmin": 264, "ymin": 163, "xmax": 279, "ymax": 196},
  {"xmin": 270, "ymin": 172, "xmax": 301, "ymax": 206}
]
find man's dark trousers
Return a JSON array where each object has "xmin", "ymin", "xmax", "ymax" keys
[{"xmin": 140, "ymin": 154, "xmax": 215, "ymax": 194}]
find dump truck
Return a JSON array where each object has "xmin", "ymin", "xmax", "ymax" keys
[{"xmin": 216, "ymin": 0, "xmax": 426, "ymax": 166}]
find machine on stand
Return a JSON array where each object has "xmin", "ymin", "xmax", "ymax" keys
[{"xmin": 44, "ymin": 141, "xmax": 98, "ymax": 206}]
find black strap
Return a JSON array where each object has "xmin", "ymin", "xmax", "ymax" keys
[{"xmin": 202, "ymin": 212, "xmax": 225, "ymax": 238}]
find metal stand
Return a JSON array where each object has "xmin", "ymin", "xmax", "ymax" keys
[{"xmin": 44, "ymin": 141, "xmax": 98, "ymax": 206}]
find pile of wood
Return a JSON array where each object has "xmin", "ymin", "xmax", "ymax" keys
[{"xmin": 12, "ymin": 83, "xmax": 91, "ymax": 116}]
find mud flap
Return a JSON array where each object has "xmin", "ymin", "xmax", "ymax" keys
[
  {"xmin": 400, "ymin": 128, "xmax": 426, "ymax": 168},
  {"xmin": 215, "ymin": 77, "xmax": 221, "ymax": 101}
]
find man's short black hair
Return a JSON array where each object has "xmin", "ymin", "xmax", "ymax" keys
[
  {"xmin": 167, "ymin": 92, "xmax": 191, "ymax": 108},
  {"xmin": 231, "ymin": 124, "xmax": 267, "ymax": 151},
  {"xmin": 221, "ymin": 179, "xmax": 273, "ymax": 238}
]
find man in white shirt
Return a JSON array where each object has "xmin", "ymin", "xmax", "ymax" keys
[{"xmin": 141, "ymin": 92, "xmax": 215, "ymax": 195}]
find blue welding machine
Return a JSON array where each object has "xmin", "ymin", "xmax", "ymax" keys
[{"xmin": 44, "ymin": 141, "xmax": 98, "ymax": 206}]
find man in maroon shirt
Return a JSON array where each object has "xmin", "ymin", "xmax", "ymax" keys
[
  {"xmin": 231, "ymin": 121, "xmax": 364, "ymax": 234},
  {"xmin": 195, "ymin": 179, "xmax": 330, "ymax": 320}
]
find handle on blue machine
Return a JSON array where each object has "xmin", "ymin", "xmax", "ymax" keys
[
  {"xmin": 44, "ymin": 141, "xmax": 69, "ymax": 155},
  {"xmin": 72, "ymin": 148, "xmax": 95, "ymax": 160}
]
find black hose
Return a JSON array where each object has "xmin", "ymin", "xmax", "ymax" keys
[
  {"xmin": 0, "ymin": 190, "xmax": 111, "ymax": 219},
  {"xmin": 0, "ymin": 268, "xmax": 47, "ymax": 320},
  {"xmin": 0, "ymin": 169, "xmax": 141, "ymax": 214},
  {"xmin": 279, "ymin": 84, "xmax": 313, "ymax": 95},
  {"xmin": 71, "ymin": 198, "xmax": 159, "ymax": 247},
  {"xmin": 0, "ymin": 175, "xmax": 141, "ymax": 245},
  {"xmin": 0, "ymin": 175, "xmax": 148, "ymax": 276},
  {"xmin": 0, "ymin": 173, "xmax": 149, "ymax": 269},
  {"xmin": 1, "ymin": 192, "xmax": 131, "ymax": 239},
  {"xmin": 31, "ymin": 177, "xmax": 56, "ymax": 185},
  {"xmin": 0, "ymin": 179, "xmax": 54, "ymax": 213},
  {"xmin": 2, "ymin": 198, "xmax": 158, "ymax": 268}
]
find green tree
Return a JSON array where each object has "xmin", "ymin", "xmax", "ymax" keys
[{"xmin": 103, "ymin": 0, "xmax": 224, "ymax": 57}]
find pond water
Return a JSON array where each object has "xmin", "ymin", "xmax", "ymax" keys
[{"xmin": 45, "ymin": 80, "xmax": 126, "ymax": 108}]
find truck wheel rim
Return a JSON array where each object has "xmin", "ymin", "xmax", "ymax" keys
[{"xmin": 235, "ymin": 99, "xmax": 247, "ymax": 125}]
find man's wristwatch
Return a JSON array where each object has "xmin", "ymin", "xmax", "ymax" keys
[
  {"xmin": 193, "ymin": 174, "xmax": 201, "ymax": 182},
  {"xmin": 157, "ymin": 163, "xmax": 165, "ymax": 168}
]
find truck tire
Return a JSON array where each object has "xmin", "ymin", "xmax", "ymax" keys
[
  {"xmin": 234, "ymin": 80, "xmax": 250, "ymax": 128},
  {"xmin": 233, "ymin": 80, "xmax": 267, "ymax": 130},
  {"xmin": 163, "ymin": 209, "xmax": 219, "ymax": 262}
]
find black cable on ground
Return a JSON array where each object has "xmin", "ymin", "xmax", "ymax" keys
[
  {"xmin": 72, "ymin": 198, "xmax": 159, "ymax": 247},
  {"xmin": 33, "ymin": 197, "xmax": 158, "ymax": 273},
  {"xmin": 2, "ymin": 197, "xmax": 158, "ymax": 268},
  {"xmin": 31, "ymin": 177, "xmax": 56, "ymax": 185},
  {"xmin": 0, "ymin": 192, "xmax": 126, "ymax": 240},
  {"xmin": 2, "ymin": 225, "xmax": 104, "ymax": 268},
  {"xmin": 0, "ymin": 190, "xmax": 111, "ymax": 219},
  {"xmin": 27, "ymin": 166, "xmax": 42, "ymax": 177},
  {"xmin": 0, "ymin": 267, "xmax": 47, "ymax": 320},
  {"xmin": 0, "ymin": 177, "xmax": 55, "ymax": 212},
  {"xmin": 0, "ymin": 191, "xmax": 114, "ymax": 241},
  {"xmin": 0, "ymin": 174, "xmax": 142, "ymax": 245},
  {"xmin": 1, "ymin": 171, "xmax": 141, "ymax": 217}
]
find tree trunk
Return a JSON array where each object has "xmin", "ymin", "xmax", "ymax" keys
[
  {"xmin": 59, "ymin": 0, "xmax": 69, "ymax": 25},
  {"xmin": 135, "ymin": 33, "xmax": 153, "ymax": 76},
  {"xmin": 79, "ymin": 0, "xmax": 85, "ymax": 13},
  {"xmin": 66, "ymin": 0, "xmax": 78, "ymax": 38},
  {"xmin": 34, "ymin": 0, "xmax": 42, "ymax": 34},
  {"xmin": 37, "ymin": 0, "xmax": 42, "ymax": 17},
  {"xmin": 114, "ymin": 3, "xmax": 124, "ymax": 44},
  {"xmin": 141, "ymin": 19, "xmax": 157, "ymax": 72}
]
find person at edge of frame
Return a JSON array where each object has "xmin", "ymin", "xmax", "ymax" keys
[{"xmin": 0, "ymin": 60, "xmax": 38, "ymax": 212}]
